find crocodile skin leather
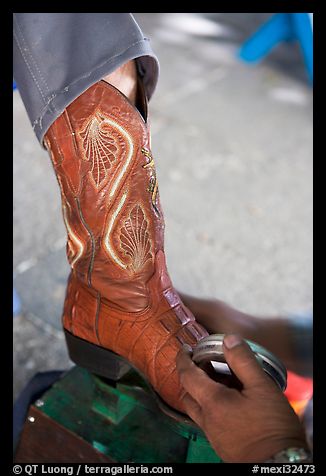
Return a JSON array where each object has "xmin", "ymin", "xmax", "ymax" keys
[{"xmin": 44, "ymin": 80, "xmax": 209, "ymax": 413}]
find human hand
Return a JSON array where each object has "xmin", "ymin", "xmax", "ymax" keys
[
  {"xmin": 176, "ymin": 334, "xmax": 308, "ymax": 462},
  {"xmin": 179, "ymin": 292, "xmax": 312, "ymax": 376}
]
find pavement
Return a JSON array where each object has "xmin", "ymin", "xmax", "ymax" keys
[{"xmin": 13, "ymin": 13, "xmax": 313, "ymax": 401}]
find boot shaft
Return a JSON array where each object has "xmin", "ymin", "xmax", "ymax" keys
[
  {"xmin": 44, "ymin": 81, "xmax": 166, "ymax": 312},
  {"xmin": 44, "ymin": 81, "xmax": 210, "ymax": 416}
]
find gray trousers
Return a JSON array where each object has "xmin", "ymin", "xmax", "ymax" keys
[{"xmin": 13, "ymin": 13, "xmax": 159, "ymax": 146}]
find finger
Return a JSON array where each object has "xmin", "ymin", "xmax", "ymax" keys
[
  {"xmin": 222, "ymin": 334, "xmax": 271, "ymax": 389},
  {"xmin": 177, "ymin": 346, "xmax": 225, "ymax": 405},
  {"xmin": 181, "ymin": 392, "xmax": 203, "ymax": 426}
]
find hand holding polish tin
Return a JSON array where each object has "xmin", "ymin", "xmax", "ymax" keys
[
  {"xmin": 176, "ymin": 334, "xmax": 308, "ymax": 462},
  {"xmin": 192, "ymin": 333, "xmax": 287, "ymax": 391}
]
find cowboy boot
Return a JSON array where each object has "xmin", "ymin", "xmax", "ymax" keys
[{"xmin": 44, "ymin": 78, "xmax": 209, "ymax": 416}]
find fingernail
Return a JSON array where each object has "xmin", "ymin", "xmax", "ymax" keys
[
  {"xmin": 182, "ymin": 343, "xmax": 193, "ymax": 353},
  {"xmin": 223, "ymin": 334, "xmax": 242, "ymax": 349}
]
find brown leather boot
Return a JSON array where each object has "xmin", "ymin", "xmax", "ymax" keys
[{"xmin": 44, "ymin": 80, "xmax": 208, "ymax": 416}]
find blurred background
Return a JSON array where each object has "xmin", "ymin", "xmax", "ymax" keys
[{"xmin": 13, "ymin": 13, "xmax": 313, "ymax": 400}]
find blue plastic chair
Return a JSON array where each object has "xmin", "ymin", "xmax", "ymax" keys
[
  {"xmin": 238, "ymin": 13, "xmax": 313, "ymax": 84},
  {"xmin": 13, "ymin": 287, "xmax": 21, "ymax": 316}
]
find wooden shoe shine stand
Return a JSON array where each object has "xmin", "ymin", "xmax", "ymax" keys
[{"xmin": 14, "ymin": 366, "xmax": 221, "ymax": 463}]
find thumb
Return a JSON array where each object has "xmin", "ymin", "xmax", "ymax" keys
[{"xmin": 222, "ymin": 334, "xmax": 272, "ymax": 389}]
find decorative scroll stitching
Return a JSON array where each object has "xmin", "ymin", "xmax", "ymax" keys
[
  {"xmin": 120, "ymin": 204, "xmax": 153, "ymax": 272},
  {"xmin": 78, "ymin": 111, "xmax": 119, "ymax": 189},
  {"xmin": 62, "ymin": 204, "xmax": 84, "ymax": 268},
  {"xmin": 79, "ymin": 111, "xmax": 135, "ymax": 194},
  {"xmin": 141, "ymin": 147, "xmax": 160, "ymax": 217},
  {"xmin": 103, "ymin": 190, "xmax": 129, "ymax": 269}
]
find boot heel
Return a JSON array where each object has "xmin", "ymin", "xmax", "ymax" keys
[{"xmin": 64, "ymin": 329, "xmax": 131, "ymax": 380}]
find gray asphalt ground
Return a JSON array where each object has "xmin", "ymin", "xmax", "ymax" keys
[{"xmin": 13, "ymin": 13, "xmax": 313, "ymax": 400}]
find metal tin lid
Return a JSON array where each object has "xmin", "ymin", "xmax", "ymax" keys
[{"xmin": 192, "ymin": 334, "xmax": 287, "ymax": 391}]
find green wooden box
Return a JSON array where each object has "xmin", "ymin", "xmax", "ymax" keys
[{"xmin": 19, "ymin": 365, "xmax": 222, "ymax": 463}]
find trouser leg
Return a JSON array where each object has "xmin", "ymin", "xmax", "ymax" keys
[{"xmin": 13, "ymin": 13, "xmax": 159, "ymax": 146}]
